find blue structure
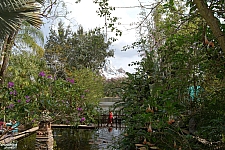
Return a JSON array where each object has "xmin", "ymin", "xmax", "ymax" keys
[
  {"xmin": 11, "ymin": 122, "xmax": 20, "ymax": 134},
  {"xmin": 188, "ymin": 86, "xmax": 201, "ymax": 101},
  {"xmin": 6, "ymin": 121, "xmax": 20, "ymax": 134}
]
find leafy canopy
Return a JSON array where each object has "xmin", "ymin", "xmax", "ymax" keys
[{"xmin": 44, "ymin": 21, "xmax": 114, "ymax": 72}]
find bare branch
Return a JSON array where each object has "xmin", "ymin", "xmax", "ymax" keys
[{"xmin": 41, "ymin": 0, "xmax": 58, "ymax": 17}]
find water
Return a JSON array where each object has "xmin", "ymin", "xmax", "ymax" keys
[
  {"xmin": 90, "ymin": 127, "xmax": 123, "ymax": 149},
  {"xmin": 53, "ymin": 127, "xmax": 123, "ymax": 150},
  {"xmin": 2, "ymin": 127, "xmax": 123, "ymax": 150}
]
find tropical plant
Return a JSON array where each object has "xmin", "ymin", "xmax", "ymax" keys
[
  {"xmin": 0, "ymin": 70, "xmax": 100, "ymax": 127},
  {"xmin": 0, "ymin": 0, "xmax": 43, "ymax": 39},
  {"xmin": 192, "ymin": 0, "xmax": 225, "ymax": 53},
  {"xmin": 15, "ymin": 22, "xmax": 45, "ymax": 57},
  {"xmin": 0, "ymin": 0, "xmax": 44, "ymax": 85},
  {"xmin": 0, "ymin": 51, "xmax": 104, "ymax": 127}
]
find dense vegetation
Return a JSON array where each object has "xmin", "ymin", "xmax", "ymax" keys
[
  {"xmin": 0, "ymin": 0, "xmax": 225, "ymax": 150},
  {"xmin": 0, "ymin": 0, "xmax": 110, "ymax": 131},
  {"xmin": 112, "ymin": 1, "xmax": 225, "ymax": 149}
]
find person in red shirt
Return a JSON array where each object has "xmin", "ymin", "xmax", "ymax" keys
[{"xmin": 107, "ymin": 111, "xmax": 113, "ymax": 127}]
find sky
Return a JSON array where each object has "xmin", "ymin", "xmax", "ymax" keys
[{"xmin": 41, "ymin": 0, "xmax": 152, "ymax": 73}]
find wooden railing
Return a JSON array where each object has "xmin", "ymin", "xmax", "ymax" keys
[{"xmin": 96, "ymin": 113, "xmax": 126, "ymax": 129}]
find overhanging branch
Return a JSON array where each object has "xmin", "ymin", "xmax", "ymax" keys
[{"xmin": 193, "ymin": 0, "xmax": 225, "ymax": 53}]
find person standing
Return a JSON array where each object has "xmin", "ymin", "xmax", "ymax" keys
[{"xmin": 107, "ymin": 111, "xmax": 113, "ymax": 127}]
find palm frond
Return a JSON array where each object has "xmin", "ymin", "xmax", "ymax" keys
[
  {"xmin": 0, "ymin": 0, "xmax": 44, "ymax": 39},
  {"xmin": 16, "ymin": 22, "xmax": 44, "ymax": 57}
]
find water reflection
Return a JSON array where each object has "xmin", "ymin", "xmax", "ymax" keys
[
  {"xmin": 53, "ymin": 128, "xmax": 93, "ymax": 150},
  {"xmin": 17, "ymin": 133, "xmax": 36, "ymax": 150},
  {"xmin": 91, "ymin": 127, "xmax": 123, "ymax": 149},
  {"xmin": 14, "ymin": 127, "xmax": 123, "ymax": 150}
]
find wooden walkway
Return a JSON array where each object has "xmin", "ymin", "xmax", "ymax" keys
[
  {"xmin": 52, "ymin": 124, "xmax": 97, "ymax": 129},
  {"xmin": 0, "ymin": 127, "xmax": 38, "ymax": 144}
]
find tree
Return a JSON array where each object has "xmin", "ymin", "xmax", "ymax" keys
[
  {"xmin": 192, "ymin": 0, "xmax": 225, "ymax": 53},
  {"xmin": 15, "ymin": 22, "xmax": 44, "ymax": 57},
  {"xmin": 0, "ymin": 0, "xmax": 43, "ymax": 39},
  {"xmin": 102, "ymin": 77, "xmax": 127, "ymax": 97},
  {"xmin": 44, "ymin": 21, "xmax": 114, "ymax": 73},
  {"xmin": 0, "ymin": 0, "xmax": 112, "ymax": 129},
  {"xmin": 113, "ymin": 0, "xmax": 225, "ymax": 149},
  {"xmin": 0, "ymin": 0, "xmax": 44, "ymax": 85},
  {"xmin": 7, "ymin": 51, "xmax": 46, "ymax": 84},
  {"xmin": 71, "ymin": 68, "xmax": 104, "ymax": 105}
]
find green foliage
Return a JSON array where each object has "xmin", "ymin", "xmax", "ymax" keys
[
  {"xmin": 7, "ymin": 51, "xmax": 46, "ymax": 83},
  {"xmin": 0, "ymin": 52, "xmax": 103, "ymax": 127},
  {"xmin": 15, "ymin": 22, "xmax": 45, "ymax": 57},
  {"xmin": 6, "ymin": 74, "xmax": 90, "ymax": 125},
  {"xmin": 44, "ymin": 21, "xmax": 114, "ymax": 72},
  {"xmin": 94, "ymin": 0, "xmax": 122, "ymax": 37},
  {"xmin": 103, "ymin": 77, "xmax": 127, "ymax": 97},
  {"xmin": 0, "ymin": 0, "xmax": 44, "ymax": 39},
  {"xmin": 113, "ymin": 1, "xmax": 225, "ymax": 149},
  {"xmin": 70, "ymin": 68, "xmax": 105, "ymax": 104}
]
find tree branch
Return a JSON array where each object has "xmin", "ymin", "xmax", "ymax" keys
[{"xmin": 193, "ymin": 0, "xmax": 225, "ymax": 53}]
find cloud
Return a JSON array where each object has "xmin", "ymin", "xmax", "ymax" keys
[
  {"xmin": 109, "ymin": 54, "xmax": 140, "ymax": 73},
  {"xmin": 64, "ymin": 0, "xmax": 104, "ymax": 29}
]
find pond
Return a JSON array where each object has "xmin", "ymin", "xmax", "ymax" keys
[{"xmin": 2, "ymin": 127, "xmax": 123, "ymax": 150}]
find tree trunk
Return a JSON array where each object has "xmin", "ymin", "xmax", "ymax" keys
[
  {"xmin": 193, "ymin": 0, "xmax": 225, "ymax": 54},
  {"xmin": 0, "ymin": 32, "xmax": 18, "ymax": 85}
]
